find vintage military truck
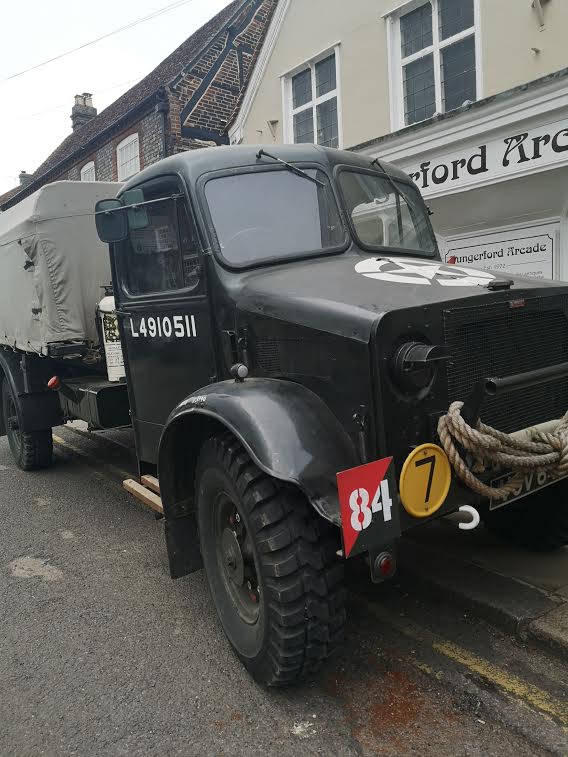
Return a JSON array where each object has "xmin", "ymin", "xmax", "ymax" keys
[{"xmin": 1, "ymin": 144, "xmax": 568, "ymax": 686}]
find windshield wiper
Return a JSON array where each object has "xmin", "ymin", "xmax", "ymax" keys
[{"xmin": 256, "ymin": 149, "xmax": 325, "ymax": 187}]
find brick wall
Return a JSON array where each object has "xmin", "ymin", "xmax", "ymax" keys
[
  {"xmin": 168, "ymin": 0, "xmax": 278, "ymax": 153},
  {"xmin": 67, "ymin": 165, "xmax": 81, "ymax": 181},
  {"xmin": 140, "ymin": 109, "xmax": 164, "ymax": 167},
  {"xmin": 57, "ymin": 108, "xmax": 164, "ymax": 185},
  {"xmin": 96, "ymin": 142, "xmax": 114, "ymax": 182}
]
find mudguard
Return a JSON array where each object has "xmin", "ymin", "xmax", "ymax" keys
[
  {"xmin": 158, "ymin": 378, "xmax": 359, "ymax": 578},
  {"xmin": 0, "ymin": 349, "xmax": 62, "ymax": 436}
]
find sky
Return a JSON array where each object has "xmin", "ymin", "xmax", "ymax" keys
[{"xmin": 0, "ymin": 0, "xmax": 233, "ymax": 195}]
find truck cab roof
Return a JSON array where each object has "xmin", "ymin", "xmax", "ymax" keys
[{"xmin": 118, "ymin": 143, "xmax": 411, "ymax": 194}]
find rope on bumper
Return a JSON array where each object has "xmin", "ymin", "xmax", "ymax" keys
[{"xmin": 437, "ymin": 401, "xmax": 568, "ymax": 500}]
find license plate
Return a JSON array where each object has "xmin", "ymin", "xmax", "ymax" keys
[{"xmin": 489, "ymin": 469, "xmax": 565, "ymax": 510}]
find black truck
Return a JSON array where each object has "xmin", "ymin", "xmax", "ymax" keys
[{"xmin": 1, "ymin": 144, "xmax": 568, "ymax": 686}]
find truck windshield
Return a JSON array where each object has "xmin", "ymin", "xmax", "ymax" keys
[
  {"xmin": 338, "ymin": 170, "xmax": 436, "ymax": 256},
  {"xmin": 204, "ymin": 168, "xmax": 346, "ymax": 267}
]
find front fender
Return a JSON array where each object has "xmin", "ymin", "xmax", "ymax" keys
[{"xmin": 159, "ymin": 377, "xmax": 358, "ymax": 526}]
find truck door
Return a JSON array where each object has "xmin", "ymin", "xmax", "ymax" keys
[{"xmin": 113, "ymin": 177, "xmax": 215, "ymax": 464}]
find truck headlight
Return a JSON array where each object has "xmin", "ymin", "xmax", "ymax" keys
[{"xmin": 390, "ymin": 341, "xmax": 450, "ymax": 397}]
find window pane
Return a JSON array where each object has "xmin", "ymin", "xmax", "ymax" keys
[
  {"xmin": 439, "ymin": 0, "xmax": 474, "ymax": 40},
  {"xmin": 339, "ymin": 171, "xmax": 436, "ymax": 254},
  {"xmin": 292, "ymin": 68, "xmax": 312, "ymax": 109},
  {"xmin": 442, "ymin": 36, "xmax": 476, "ymax": 111},
  {"xmin": 403, "ymin": 54, "xmax": 436, "ymax": 124},
  {"xmin": 293, "ymin": 109, "xmax": 314, "ymax": 144},
  {"xmin": 124, "ymin": 195, "xmax": 187, "ymax": 295},
  {"xmin": 177, "ymin": 203, "xmax": 201, "ymax": 290},
  {"xmin": 400, "ymin": 3, "xmax": 432, "ymax": 57},
  {"xmin": 315, "ymin": 54, "xmax": 336, "ymax": 98},
  {"xmin": 205, "ymin": 169, "xmax": 345, "ymax": 266},
  {"xmin": 81, "ymin": 162, "xmax": 95, "ymax": 182},
  {"xmin": 117, "ymin": 136, "xmax": 140, "ymax": 181},
  {"xmin": 317, "ymin": 98, "xmax": 338, "ymax": 147}
]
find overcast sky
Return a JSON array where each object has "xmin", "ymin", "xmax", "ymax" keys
[{"xmin": 0, "ymin": 0, "xmax": 233, "ymax": 195}]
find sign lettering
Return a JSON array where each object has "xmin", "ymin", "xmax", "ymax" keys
[
  {"xmin": 403, "ymin": 118, "xmax": 568, "ymax": 196},
  {"xmin": 129, "ymin": 315, "xmax": 197, "ymax": 339},
  {"xmin": 443, "ymin": 223, "xmax": 558, "ymax": 280}
]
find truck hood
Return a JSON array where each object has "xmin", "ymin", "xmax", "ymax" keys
[{"xmin": 234, "ymin": 252, "xmax": 567, "ymax": 343}]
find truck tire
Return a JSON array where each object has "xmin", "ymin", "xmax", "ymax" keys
[
  {"xmin": 483, "ymin": 482, "xmax": 568, "ymax": 552},
  {"xmin": 1, "ymin": 379, "xmax": 53, "ymax": 471},
  {"xmin": 195, "ymin": 433, "xmax": 345, "ymax": 686}
]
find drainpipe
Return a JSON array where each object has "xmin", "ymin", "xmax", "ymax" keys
[{"xmin": 156, "ymin": 88, "xmax": 170, "ymax": 160}]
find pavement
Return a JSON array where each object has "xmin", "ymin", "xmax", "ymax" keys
[
  {"xmin": 400, "ymin": 518, "xmax": 568, "ymax": 659},
  {"xmin": 1, "ymin": 424, "xmax": 568, "ymax": 756}
]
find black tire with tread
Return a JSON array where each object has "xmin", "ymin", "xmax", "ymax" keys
[
  {"xmin": 2, "ymin": 378, "xmax": 53, "ymax": 471},
  {"xmin": 196, "ymin": 433, "xmax": 346, "ymax": 686},
  {"xmin": 483, "ymin": 481, "xmax": 568, "ymax": 551}
]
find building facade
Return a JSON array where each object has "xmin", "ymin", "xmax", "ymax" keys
[
  {"xmin": 0, "ymin": 0, "xmax": 277, "ymax": 210},
  {"xmin": 231, "ymin": 0, "xmax": 568, "ymax": 280}
]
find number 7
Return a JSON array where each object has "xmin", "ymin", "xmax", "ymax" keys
[{"xmin": 415, "ymin": 455, "xmax": 436, "ymax": 503}]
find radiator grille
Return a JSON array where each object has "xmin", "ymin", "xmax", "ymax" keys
[{"xmin": 443, "ymin": 296, "xmax": 568, "ymax": 433}]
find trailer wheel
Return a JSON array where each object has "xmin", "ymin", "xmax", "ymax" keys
[
  {"xmin": 195, "ymin": 433, "xmax": 345, "ymax": 686},
  {"xmin": 483, "ymin": 481, "xmax": 568, "ymax": 552},
  {"xmin": 1, "ymin": 379, "xmax": 53, "ymax": 471}
]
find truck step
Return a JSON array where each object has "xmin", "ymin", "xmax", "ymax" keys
[
  {"xmin": 123, "ymin": 478, "xmax": 164, "ymax": 515},
  {"xmin": 140, "ymin": 475, "xmax": 160, "ymax": 495}
]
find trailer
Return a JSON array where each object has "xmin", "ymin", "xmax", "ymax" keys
[{"xmin": 2, "ymin": 146, "xmax": 568, "ymax": 686}]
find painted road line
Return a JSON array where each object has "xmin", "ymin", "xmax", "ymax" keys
[
  {"xmin": 359, "ymin": 599, "xmax": 568, "ymax": 728},
  {"xmin": 52, "ymin": 434, "xmax": 133, "ymax": 482}
]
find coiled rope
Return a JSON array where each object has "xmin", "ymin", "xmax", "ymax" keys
[{"xmin": 437, "ymin": 402, "xmax": 568, "ymax": 500}]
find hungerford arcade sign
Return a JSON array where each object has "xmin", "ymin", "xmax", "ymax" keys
[{"xmin": 407, "ymin": 116, "xmax": 568, "ymax": 196}]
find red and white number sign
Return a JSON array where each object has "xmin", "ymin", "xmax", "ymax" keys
[{"xmin": 336, "ymin": 457, "xmax": 400, "ymax": 558}]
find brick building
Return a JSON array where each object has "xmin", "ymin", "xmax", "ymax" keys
[{"xmin": 0, "ymin": 0, "xmax": 277, "ymax": 210}]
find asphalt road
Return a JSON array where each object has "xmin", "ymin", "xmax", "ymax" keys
[{"xmin": 1, "ymin": 427, "xmax": 567, "ymax": 756}]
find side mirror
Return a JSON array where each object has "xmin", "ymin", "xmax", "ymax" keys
[{"xmin": 95, "ymin": 199, "xmax": 127, "ymax": 243}]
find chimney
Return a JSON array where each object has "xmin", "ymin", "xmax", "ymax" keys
[
  {"xmin": 19, "ymin": 170, "xmax": 33, "ymax": 187},
  {"xmin": 71, "ymin": 93, "xmax": 97, "ymax": 131}
]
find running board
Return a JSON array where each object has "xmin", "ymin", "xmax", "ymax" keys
[{"xmin": 123, "ymin": 477, "xmax": 163, "ymax": 515}]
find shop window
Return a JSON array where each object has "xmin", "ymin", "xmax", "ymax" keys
[
  {"xmin": 80, "ymin": 161, "xmax": 95, "ymax": 182},
  {"xmin": 116, "ymin": 133, "xmax": 140, "ymax": 181},
  {"xmin": 284, "ymin": 47, "xmax": 341, "ymax": 148},
  {"xmin": 389, "ymin": 0, "xmax": 479, "ymax": 128}
]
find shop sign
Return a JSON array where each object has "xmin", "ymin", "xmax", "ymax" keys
[
  {"xmin": 443, "ymin": 223, "xmax": 558, "ymax": 280},
  {"xmin": 405, "ymin": 117, "xmax": 568, "ymax": 196}
]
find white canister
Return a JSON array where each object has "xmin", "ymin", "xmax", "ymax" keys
[{"xmin": 98, "ymin": 295, "xmax": 126, "ymax": 382}]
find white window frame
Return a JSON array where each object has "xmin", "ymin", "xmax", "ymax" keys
[
  {"xmin": 386, "ymin": 0, "xmax": 482, "ymax": 130},
  {"xmin": 281, "ymin": 43, "xmax": 343, "ymax": 149},
  {"xmin": 80, "ymin": 161, "xmax": 95, "ymax": 182},
  {"xmin": 116, "ymin": 133, "xmax": 140, "ymax": 181}
]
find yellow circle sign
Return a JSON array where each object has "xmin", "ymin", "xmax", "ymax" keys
[{"xmin": 400, "ymin": 443, "xmax": 451, "ymax": 518}]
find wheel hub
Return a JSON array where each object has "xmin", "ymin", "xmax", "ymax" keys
[{"xmin": 221, "ymin": 527, "xmax": 245, "ymax": 587}]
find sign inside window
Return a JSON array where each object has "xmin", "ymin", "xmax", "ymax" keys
[{"xmin": 443, "ymin": 223, "xmax": 558, "ymax": 280}]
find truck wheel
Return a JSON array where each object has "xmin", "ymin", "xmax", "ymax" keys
[
  {"xmin": 196, "ymin": 434, "xmax": 345, "ymax": 686},
  {"xmin": 483, "ymin": 482, "xmax": 568, "ymax": 552},
  {"xmin": 1, "ymin": 379, "xmax": 53, "ymax": 471}
]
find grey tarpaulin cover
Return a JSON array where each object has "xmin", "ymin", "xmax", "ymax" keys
[{"xmin": 0, "ymin": 181, "xmax": 121, "ymax": 354}]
